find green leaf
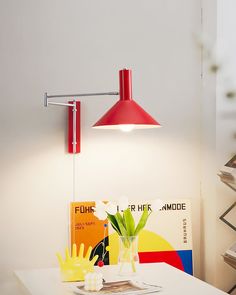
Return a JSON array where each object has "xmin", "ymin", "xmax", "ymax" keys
[
  {"xmin": 134, "ymin": 205, "xmax": 149, "ymax": 236},
  {"xmin": 110, "ymin": 222, "xmax": 121, "ymax": 235},
  {"xmin": 123, "ymin": 208, "xmax": 135, "ymax": 236},
  {"xmin": 115, "ymin": 212, "xmax": 127, "ymax": 237},
  {"xmin": 107, "ymin": 213, "xmax": 121, "ymax": 235},
  {"xmin": 116, "ymin": 212, "xmax": 125, "ymax": 227}
]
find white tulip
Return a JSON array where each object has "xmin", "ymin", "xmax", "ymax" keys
[
  {"xmin": 95, "ymin": 200, "xmax": 106, "ymax": 210},
  {"xmin": 93, "ymin": 201, "xmax": 107, "ymax": 220},
  {"xmin": 117, "ymin": 196, "xmax": 129, "ymax": 211},
  {"xmin": 93, "ymin": 200, "xmax": 117, "ymax": 220},
  {"xmin": 106, "ymin": 202, "xmax": 117, "ymax": 215},
  {"xmin": 93, "ymin": 208, "xmax": 107, "ymax": 220},
  {"xmin": 151, "ymin": 199, "xmax": 164, "ymax": 212}
]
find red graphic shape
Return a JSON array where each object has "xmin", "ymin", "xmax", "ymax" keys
[{"xmin": 139, "ymin": 251, "xmax": 184, "ymax": 271}]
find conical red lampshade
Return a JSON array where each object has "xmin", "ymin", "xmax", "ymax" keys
[{"xmin": 93, "ymin": 69, "xmax": 161, "ymax": 130}]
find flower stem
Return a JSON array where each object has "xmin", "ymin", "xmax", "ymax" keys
[{"xmin": 119, "ymin": 239, "xmax": 137, "ymax": 274}]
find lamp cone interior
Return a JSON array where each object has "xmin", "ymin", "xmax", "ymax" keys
[{"xmin": 93, "ymin": 69, "xmax": 161, "ymax": 129}]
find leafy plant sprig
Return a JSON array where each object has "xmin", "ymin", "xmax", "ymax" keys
[
  {"xmin": 106, "ymin": 206, "xmax": 149, "ymax": 239},
  {"xmin": 93, "ymin": 198, "xmax": 164, "ymax": 240}
]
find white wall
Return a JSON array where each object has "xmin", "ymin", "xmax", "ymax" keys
[
  {"xmin": 0, "ymin": 1, "xmax": 202, "ymax": 294},
  {"xmin": 201, "ymin": 0, "xmax": 218, "ymax": 285}
]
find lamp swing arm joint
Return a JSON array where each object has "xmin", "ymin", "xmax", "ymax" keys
[{"xmin": 44, "ymin": 91, "xmax": 119, "ymax": 107}]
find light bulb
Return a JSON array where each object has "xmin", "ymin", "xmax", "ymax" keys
[{"xmin": 119, "ymin": 125, "xmax": 135, "ymax": 132}]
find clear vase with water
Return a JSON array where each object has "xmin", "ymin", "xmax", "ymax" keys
[{"xmin": 118, "ymin": 236, "xmax": 139, "ymax": 276}]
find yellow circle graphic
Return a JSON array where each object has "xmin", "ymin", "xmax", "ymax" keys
[{"xmin": 108, "ymin": 230, "xmax": 174, "ymax": 264}]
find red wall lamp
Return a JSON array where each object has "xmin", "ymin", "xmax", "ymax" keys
[{"xmin": 44, "ymin": 68, "xmax": 161, "ymax": 154}]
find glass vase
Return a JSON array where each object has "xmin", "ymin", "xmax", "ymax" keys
[{"xmin": 118, "ymin": 236, "xmax": 139, "ymax": 276}]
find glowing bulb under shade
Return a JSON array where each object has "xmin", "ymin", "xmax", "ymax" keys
[{"xmin": 119, "ymin": 125, "xmax": 135, "ymax": 132}]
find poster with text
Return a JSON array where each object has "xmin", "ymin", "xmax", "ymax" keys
[{"xmin": 70, "ymin": 199, "xmax": 193, "ymax": 275}]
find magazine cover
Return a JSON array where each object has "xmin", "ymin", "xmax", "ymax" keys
[
  {"xmin": 70, "ymin": 202, "xmax": 110, "ymax": 265},
  {"xmin": 72, "ymin": 280, "xmax": 162, "ymax": 295},
  {"xmin": 70, "ymin": 199, "xmax": 193, "ymax": 275}
]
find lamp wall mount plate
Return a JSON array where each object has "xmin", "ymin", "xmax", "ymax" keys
[{"xmin": 44, "ymin": 69, "xmax": 161, "ymax": 154}]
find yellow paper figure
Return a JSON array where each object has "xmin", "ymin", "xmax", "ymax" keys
[{"xmin": 56, "ymin": 243, "xmax": 98, "ymax": 281}]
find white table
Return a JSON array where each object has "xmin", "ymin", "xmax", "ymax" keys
[{"xmin": 15, "ymin": 263, "xmax": 227, "ymax": 295}]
